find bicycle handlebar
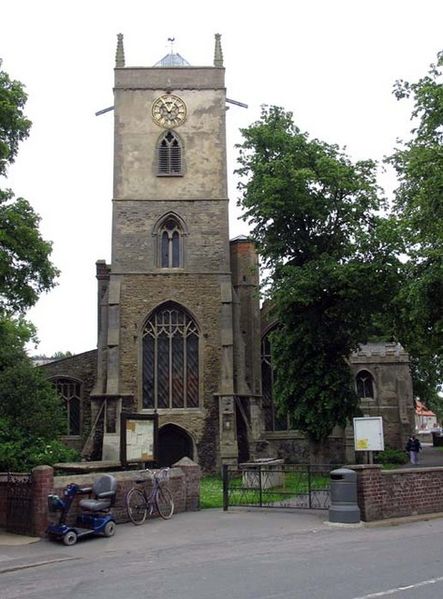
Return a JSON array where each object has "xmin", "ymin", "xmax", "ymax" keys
[{"xmin": 136, "ymin": 467, "xmax": 170, "ymax": 484}]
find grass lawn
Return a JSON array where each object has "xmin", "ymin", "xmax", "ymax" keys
[
  {"xmin": 199, "ymin": 471, "xmax": 330, "ymax": 509},
  {"xmin": 200, "ymin": 475, "xmax": 224, "ymax": 509}
]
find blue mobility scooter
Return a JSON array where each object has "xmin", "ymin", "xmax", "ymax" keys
[{"xmin": 47, "ymin": 474, "xmax": 117, "ymax": 546}]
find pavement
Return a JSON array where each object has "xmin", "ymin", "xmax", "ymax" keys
[
  {"xmin": 1, "ymin": 442, "xmax": 442, "ymax": 554},
  {"xmin": 0, "ymin": 508, "xmax": 331, "ymax": 573},
  {"xmin": 399, "ymin": 441, "xmax": 443, "ymax": 468},
  {"xmin": 2, "ymin": 505, "xmax": 443, "ymax": 576}
]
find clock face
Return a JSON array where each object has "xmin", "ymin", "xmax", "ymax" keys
[{"xmin": 152, "ymin": 94, "xmax": 187, "ymax": 128}]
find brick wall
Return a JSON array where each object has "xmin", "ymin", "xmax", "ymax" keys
[
  {"xmin": 51, "ymin": 462, "xmax": 200, "ymax": 531},
  {"xmin": 0, "ymin": 460, "xmax": 200, "ymax": 537},
  {"xmin": 350, "ymin": 464, "xmax": 443, "ymax": 521}
]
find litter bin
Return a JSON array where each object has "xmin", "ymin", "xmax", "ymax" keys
[{"xmin": 329, "ymin": 468, "xmax": 360, "ymax": 524}]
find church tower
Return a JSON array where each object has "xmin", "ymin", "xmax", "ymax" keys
[{"xmin": 92, "ymin": 35, "xmax": 260, "ymax": 470}]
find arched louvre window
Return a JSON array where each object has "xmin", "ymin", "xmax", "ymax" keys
[
  {"xmin": 143, "ymin": 303, "xmax": 199, "ymax": 409},
  {"xmin": 356, "ymin": 370, "xmax": 375, "ymax": 399},
  {"xmin": 54, "ymin": 378, "xmax": 81, "ymax": 435},
  {"xmin": 160, "ymin": 218, "xmax": 182, "ymax": 268},
  {"xmin": 157, "ymin": 131, "xmax": 182, "ymax": 176}
]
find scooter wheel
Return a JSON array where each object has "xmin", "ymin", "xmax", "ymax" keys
[
  {"xmin": 103, "ymin": 521, "xmax": 116, "ymax": 538},
  {"xmin": 63, "ymin": 530, "xmax": 78, "ymax": 546}
]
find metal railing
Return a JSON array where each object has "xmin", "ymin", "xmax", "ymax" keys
[{"xmin": 222, "ymin": 463, "xmax": 340, "ymax": 511}]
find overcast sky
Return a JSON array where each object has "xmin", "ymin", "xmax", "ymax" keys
[{"xmin": 1, "ymin": 0, "xmax": 442, "ymax": 356}]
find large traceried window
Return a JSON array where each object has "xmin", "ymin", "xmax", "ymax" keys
[
  {"xmin": 143, "ymin": 303, "xmax": 199, "ymax": 409},
  {"xmin": 356, "ymin": 370, "xmax": 375, "ymax": 399},
  {"xmin": 157, "ymin": 131, "xmax": 182, "ymax": 176},
  {"xmin": 53, "ymin": 378, "xmax": 81, "ymax": 436}
]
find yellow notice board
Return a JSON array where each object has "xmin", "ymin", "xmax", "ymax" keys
[
  {"xmin": 353, "ymin": 417, "xmax": 384, "ymax": 452},
  {"xmin": 120, "ymin": 414, "xmax": 158, "ymax": 465}
]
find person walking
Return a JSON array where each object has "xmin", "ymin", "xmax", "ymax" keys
[{"xmin": 406, "ymin": 435, "xmax": 421, "ymax": 464}]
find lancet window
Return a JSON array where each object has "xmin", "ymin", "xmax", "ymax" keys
[
  {"xmin": 261, "ymin": 330, "xmax": 290, "ymax": 431},
  {"xmin": 159, "ymin": 217, "xmax": 183, "ymax": 268},
  {"xmin": 157, "ymin": 131, "xmax": 182, "ymax": 176},
  {"xmin": 53, "ymin": 377, "xmax": 82, "ymax": 436},
  {"xmin": 356, "ymin": 370, "xmax": 375, "ymax": 399}
]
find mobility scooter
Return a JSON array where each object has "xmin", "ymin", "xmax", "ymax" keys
[{"xmin": 47, "ymin": 474, "xmax": 117, "ymax": 545}]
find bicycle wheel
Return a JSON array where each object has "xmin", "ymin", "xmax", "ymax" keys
[
  {"xmin": 126, "ymin": 488, "xmax": 148, "ymax": 525},
  {"xmin": 155, "ymin": 486, "xmax": 174, "ymax": 520}
]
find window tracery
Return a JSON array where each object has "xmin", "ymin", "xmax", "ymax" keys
[
  {"xmin": 143, "ymin": 303, "xmax": 199, "ymax": 409},
  {"xmin": 157, "ymin": 130, "xmax": 182, "ymax": 176},
  {"xmin": 160, "ymin": 218, "xmax": 182, "ymax": 268},
  {"xmin": 356, "ymin": 370, "xmax": 375, "ymax": 399},
  {"xmin": 53, "ymin": 377, "xmax": 82, "ymax": 435}
]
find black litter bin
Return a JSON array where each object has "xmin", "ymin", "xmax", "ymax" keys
[{"xmin": 329, "ymin": 468, "xmax": 360, "ymax": 524}]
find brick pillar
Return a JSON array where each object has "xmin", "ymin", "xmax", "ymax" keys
[
  {"xmin": 32, "ymin": 465, "xmax": 54, "ymax": 537},
  {"xmin": 348, "ymin": 464, "xmax": 383, "ymax": 522},
  {"xmin": 174, "ymin": 457, "xmax": 201, "ymax": 511}
]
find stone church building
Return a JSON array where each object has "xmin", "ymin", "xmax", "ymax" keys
[{"xmin": 41, "ymin": 35, "xmax": 415, "ymax": 471}]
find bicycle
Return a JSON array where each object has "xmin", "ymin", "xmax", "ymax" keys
[{"xmin": 126, "ymin": 467, "xmax": 174, "ymax": 525}]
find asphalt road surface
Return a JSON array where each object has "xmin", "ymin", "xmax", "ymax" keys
[{"xmin": 1, "ymin": 509, "xmax": 443, "ymax": 599}]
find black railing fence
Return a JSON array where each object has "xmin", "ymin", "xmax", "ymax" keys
[
  {"xmin": 1, "ymin": 472, "xmax": 33, "ymax": 534},
  {"xmin": 222, "ymin": 463, "xmax": 341, "ymax": 511}
]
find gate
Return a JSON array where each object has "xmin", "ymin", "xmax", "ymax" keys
[
  {"xmin": 5, "ymin": 473, "xmax": 33, "ymax": 534},
  {"xmin": 222, "ymin": 463, "xmax": 339, "ymax": 511}
]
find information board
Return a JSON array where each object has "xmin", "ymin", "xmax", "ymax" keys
[
  {"xmin": 120, "ymin": 413, "xmax": 158, "ymax": 466},
  {"xmin": 353, "ymin": 416, "xmax": 384, "ymax": 452}
]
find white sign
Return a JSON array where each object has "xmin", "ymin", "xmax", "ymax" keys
[
  {"xmin": 126, "ymin": 419, "xmax": 155, "ymax": 462},
  {"xmin": 353, "ymin": 417, "xmax": 384, "ymax": 452}
]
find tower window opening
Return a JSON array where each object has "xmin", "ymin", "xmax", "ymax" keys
[
  {"xmin": 157, "ymin": 131, "xmax": 182, "ymax": 176},
  {"xmin": 356, "ymin": 370, "xmax": 375, "ymax": 399},
  {"xmin": 159, "ymin": 218, "xmax": 183, "ymax": 268}
]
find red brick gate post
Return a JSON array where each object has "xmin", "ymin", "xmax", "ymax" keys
[
  {"xmin": 32, "ymin": 465, "xmax": 54, "ymax": 537},
  {"xmin": 348, "ymin": 464, "xmax": 383, "ymax": 522}
]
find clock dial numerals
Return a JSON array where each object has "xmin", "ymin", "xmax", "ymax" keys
[{"xmin": 152, "ymin": 95, "xmax": 187, "ymax": 128}]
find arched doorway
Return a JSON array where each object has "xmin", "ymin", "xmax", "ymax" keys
[{"xmin": 158, "ymin": 424, "xmax": 194, "ymax": 467}]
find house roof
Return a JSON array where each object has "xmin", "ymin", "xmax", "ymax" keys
[{"xmin": 415, "ymin": 400, "xmax": 436, "ymax": 417}]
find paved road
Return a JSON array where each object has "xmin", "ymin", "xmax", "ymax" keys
[
  {"xmin": 409, "ymin": 442, "xmax": 443, "ymax": 467},
  {"xmin": 2, "ymin": 509, "xmax": 443, "ymax": 599}
]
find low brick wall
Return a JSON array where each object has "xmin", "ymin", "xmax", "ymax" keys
[
  {"xmin": 1, "ymin": 460, "xmax": 200, "ymax": 537},
  {"xmin": 349, "ymin": 464, "xmax": 443, "ymax": 522}
]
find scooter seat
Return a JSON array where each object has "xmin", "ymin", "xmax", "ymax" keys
[{"xmin": 79, "ymin": 498, "xmax": 112, "ymax": 512}]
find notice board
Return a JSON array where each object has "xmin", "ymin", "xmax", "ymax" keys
[
  {"xmin": 353, "ymin": 416, "xmax": 384, "ymax": 452},
  {"xmin": 120, "ymin": 413, "xmax": 158, "ymax": 466}
]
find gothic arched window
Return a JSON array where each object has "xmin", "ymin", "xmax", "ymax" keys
[
  {"xmin": 157, "ymin": 131, "xmax": 182, "ymax": 176},
  {"xmin": 53, "ymin": 377, "xmax": 82, "ymax": 435},
  {"xmin": 159, "ymin": 217, "xmax": 183, "ymax": 268},
  {"xmin": 142, "ymin": 303, "xmax": 199, "ymax": 409},
  {"xmin": 356, "ymin": 370, "xmax": 375, "ymax": 399},
  {"xmin": 261, "ymin": 329, "xmax": 289, "ymax": 431}
]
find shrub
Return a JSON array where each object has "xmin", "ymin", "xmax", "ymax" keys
[
  {"xmin": 374, "ymin": 447, "xmax": 408, "ymax": 466},
  {"xmin": 0, "ymin": 418, "xmax": 79, "ymax": 471}
]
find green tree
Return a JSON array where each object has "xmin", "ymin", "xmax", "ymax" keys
[
  {"xmin": 0, "ymin": 189, "xmax": 58, "ymax": 313},
  {"xmin": 0, "ymin": 62, "xmax": 31, "ymax": 175},
  {"xmin": 0, "ymin": 63, "xmax": 70, "ymax": 470},
  {"xmin": 0, "ymin": 63, "xmax": 58, "ymax": 314},
  {"xmin": 237, "ymin": 106, "xmax": 400, "ymax": 442},
  {"xmin": 0, "ymin": 314, "xmax": 78, "ymax": 471},
  {"xmin": 387, "ymin": 51, "xmax": 443, "ymax": 414}
]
